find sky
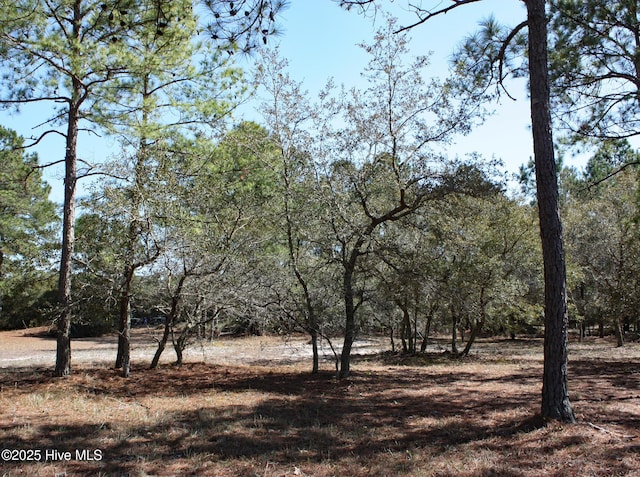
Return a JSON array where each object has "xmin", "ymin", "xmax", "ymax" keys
[
  {"xmin": 0, "ymin": 0, "xmax": 583, "ymax": 204},
  {"xmin": 268, "ymin": 0, "xmax": 535, "ymax": 175}
]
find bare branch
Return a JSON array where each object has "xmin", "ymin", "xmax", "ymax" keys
[
  {"xmin": 19, "ymin": 130, "xmax": 67, "ymax": 150},
  {"xmin": 496, "ymin": 20, "xmax": 528, "ymax": 99},
  {"xmin": 395, "ymin": 0, "xmax": 484, "ymax": 34},
  {"xmin": 581, "ymin": 161, "xmax": 640, "ymax": 192}
]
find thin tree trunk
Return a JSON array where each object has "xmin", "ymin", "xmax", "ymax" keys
[
  {"xmin": 115, "ymin": 265, "xmax": 134, "ymax": 375},
  {"xmin": 150, "ymin": 320, "xmax": 171, "ymax": 370},
  {"xmin": 451, "ymin": 305, "xmax": 459, "ymax": 355},
  {"xmin": 460, "ymin": 320, "xmax": 483, "ymax": 357},
  {"xmin": 420, "ymin": 313, "xmax": 432, "ymax": 353},
  {"xmin": 420, "ymin": 302, "xmax": 437, "ymax": 353},
  {"xmin": 55, "ymin": 83, "xmax": 81, "ymax": 378},
  {"xmin": 614, "ymin": 318, "xmax": 624, "ymax": 347},
  {"xmin": 390, "ymin": 326, "xmax": 396, "ymax": 353},
  {"xmin": 310, "ymin": 328, "xmax": 319, "ymax": 374},
  {"xmin": 525, "ymin": 0, "xmax": 575, "ymax": 423},
  {"xmin": 398, "ymin": 298, "xmax": 411, "ymax": 353},
  {"xmin": 339, "ymin": 265, "xmax": 357, "ymax": 378},
  {"xmin": 150, "ymin": 274, "xmax": 186, "ymax": 369},
  {"xmin": 174, "ymin": 325, "xmax": 190, "ymax": 365},
  {"xmin": 283, "ymin": 169, "xmax": 320, "ymax": 374}
]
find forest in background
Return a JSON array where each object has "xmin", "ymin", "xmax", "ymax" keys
[{"xmin": 1, "ymin": 0, "xmax": 639, "ymax": 414}]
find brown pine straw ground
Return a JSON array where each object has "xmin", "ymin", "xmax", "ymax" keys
[{"xmin": 0, "ymin": 331, "xmax": 638, "ymax": 476}]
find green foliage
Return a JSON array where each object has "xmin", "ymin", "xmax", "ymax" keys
[
  {"xmin": 548, "ymin": 0, "xmax": 640, "ymax": 139},
  {"xmin": 0, "ymin": 126, "xmax": 58, "ymax": 329},
  {"xmin": 564, "ymin": 142, "xmax": 640, "ymax": 337},
  {"xmin": 450, "ymin": 14, "xmax": 528, "ymax": 99}
]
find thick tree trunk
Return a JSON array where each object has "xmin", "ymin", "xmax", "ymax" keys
[{"xmin": 525, "ymin": 0, "xmax": 575, "ymax": 423}]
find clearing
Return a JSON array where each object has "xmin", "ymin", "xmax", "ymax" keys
[{"xmin": 0, "ymin": 329, "xmax": 639, "ymax": 476}]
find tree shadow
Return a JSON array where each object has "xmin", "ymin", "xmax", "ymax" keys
[{"xmin": 2, "ymin": 348, "xmax": 639, "ymax": 476}]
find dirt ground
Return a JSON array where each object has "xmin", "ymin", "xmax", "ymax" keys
[
  {"xmin": 0, "ymin": 326, "xmax": 384, "ymax": 369},
  {"xmin": 0, "ymin": 330, "xmax": 639, "ymax": 476}
]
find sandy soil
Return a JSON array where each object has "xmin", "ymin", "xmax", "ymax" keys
[{"xmin": 0, "ymin": 327, "xmax": 385, "ymax": 369}]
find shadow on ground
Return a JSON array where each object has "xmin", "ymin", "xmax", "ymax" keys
[{"xmin": 1, "ymin": 342, "xmax": 639, "ymax": 476}]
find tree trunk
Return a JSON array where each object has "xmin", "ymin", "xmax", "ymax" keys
[
  {"xmin": 310, "ymin": 328, "xmax": 319, "ymax": 374},
  {"xmin": 339, "ymin": 265, "xmax": 357, "ymax": 378},
  {"xmin": 55, "ymin": 96, "xmax": 80, "ymax": 378},
  {"xmin": 614, "ymin": 318, "xmax": 624, "ymax": 347},
  {"xmin": 390, "ymin": 326, "xmax": 396, "ymax": 353},
  {"xmin": 284, "ymin": 181, "xmax": 320, "ymax": 374},
  {"xmin": 451, "ymin": 305, "xmax": 459, "ymax": 355},
  {"xmin": 398, "ymin": 298, "xmax": 411, "ymax": 353},
  {"xmin": 115, "ymin": 265, "xmax": 134, "ymax": 376},
  {"xmin": 420, "ymin": 314, "xmax": 432, "ymax": 353},
  {"xmin": 150, "ymin": 320, "xmax": 171, "ymax": 369},
  {"xmin": 420, "ymin": 303, "xmax": 436, "ymax": 353},
  {"xmin": 525, "ymin": 0, "xmax": 575, "ymax": 423},
  {"xmin": 461, "ymin": 288, "xmax": 486, "ymax": 357},
  {"xmin": 174, "ymin": 325, "xmax": 190, "ymax": 365},
  {"xmin": 150, "ymin": 275, "xmax": 186, "ymax": 369},
  {"xmin": 461, "ymin": 319, "xmax": 483, "ymax": 357}
]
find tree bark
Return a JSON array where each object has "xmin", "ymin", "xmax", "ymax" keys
[
  {"xmin": 339, "ymin": 264, "xmax": 357, "ymax": 378},
  {"xmin": 460, "ymin": 320, "xmax": 482, "ymax": 357},
  {"xmin": 525, "ymin": 0, "xmax": 575, "ymax": 423},
  {"xmin": 614, "ymin": 318, "xmax": 625, "ymax": 347},
  {"xmin": 55, "ymin": 93, "xmax": 80, "ymax": 378},
  {"xmin": 450, "ymin": 305, "xmax": 459, "ymax": 355},
  {"xmin": 150, "ymin": 274, "xmax": 186, "ymax": 369},
  {"xmin": 54, "ymin": 0, "xmax": 84, "ymax": 378},
  {"xmin": 115, "ymin": 265, "xmax": 134, "ymax": 377}
]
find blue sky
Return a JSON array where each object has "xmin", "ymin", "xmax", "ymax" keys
[
  {"xmin": 267, "ymin": 0, "xmax": 535, "ymax": 179},
  {"xmin": 1, "ymin": 1, "xmax": 583, "ymax": 203}
]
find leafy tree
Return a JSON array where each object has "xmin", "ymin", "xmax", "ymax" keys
[
  {"xmin": 71, "ymin": 212, "xmax": 123, "ymax": 336},
  {"xmin": 0, "ymin": 0, "xmax": 286, "ymax": 377},
  {"xmin": 0, "ymin": 0, "xmax": 190, "ymax": 376},
  {"xmin": 548, "ymin": 0, "xmax": 640, "ymax": 141},
  {"xmin": 256, "ymin": 50, "xmax": 339, "ymax": 373},
  {"xmin": 307, "ymin": 19, "xmax": 490, "ymax": 378},
  {"xmin": 92, "ymin": 0, "xmax": 247, "ymax": 376},
  {"xmin": 0, "ymin": 126, "xmax": 58, "ymax": 329},
  {"xmin": 564, "ymin": 141, "xmax": 640, "ymax": 345},
  {"xmin": 339, "ymin": 0, "xmax": 576, "ymax": 423},
  {"xmin": 435, "ymin": 193, "xmax": 541, "ymax": 356},
  {"xmin": 148, "ymin": 122, "xmax": 281, "ymax": 367}
]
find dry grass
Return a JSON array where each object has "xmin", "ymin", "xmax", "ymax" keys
[{"xmin": 0, "ymin": 336, "xmax": 639, "ymax": 476}]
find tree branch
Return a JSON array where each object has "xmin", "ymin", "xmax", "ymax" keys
[
  {"xmin": 497, "ymin": 20, "xmax": 528, "ymax": 99},
  {"xmin": 395, "ymin": 0, "xmax": 484, "ymax": 34},
  {"xmin": 581, "ymin": 161, "xmax": 640, "ymax": 192}
]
